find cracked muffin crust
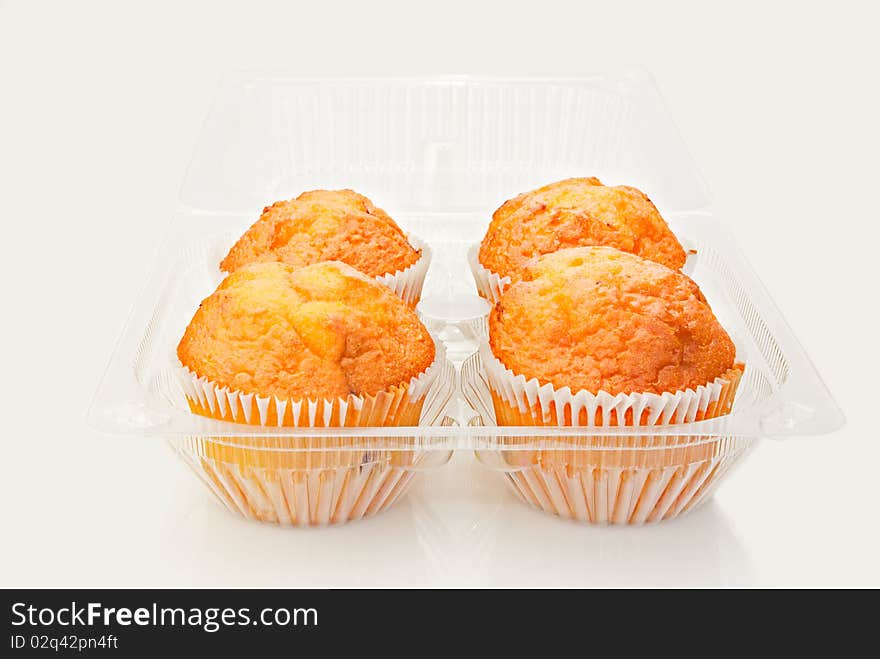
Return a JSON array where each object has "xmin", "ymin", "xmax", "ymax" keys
[
  {"xmin": 221, "ymin": 189, "xmax": 420, "ymax": 278},
  {"xmin": 178, "ymin": 260, "xmax": 435, "ymax": 400},
  {"xmin": 488, "ymin": 246, "xmax": 735, "ymax": 395},
  {"xmin": 478, "ymin": 177, "xmax": 687, "ymax": 280}
]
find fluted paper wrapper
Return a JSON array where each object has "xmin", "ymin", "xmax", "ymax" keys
[
  {"xmin": 479, "ymin": 343, "xmax": 746, "ymax": 525},
  {"xmin": 376, "ymin": 234, "xmax": 431, "ymax": 307},
  {"xmin": 468, "ymin": 244, "xmax": 510, "ymax": 304},
  {"xmin": 172, "ymin": 343, "xmax": 445, "ymax": 526},
  {"xmin": 468, "ymin": 243, "xmax": 698, "ymax": 304}
]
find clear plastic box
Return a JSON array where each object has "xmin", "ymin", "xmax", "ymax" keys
[{"xmin": 88, "ymin": 72, "xmax": 843, "ymax": 526}]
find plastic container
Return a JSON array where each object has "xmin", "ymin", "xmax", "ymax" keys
[{"xmin": 89, "ymin": 72, "xmax": 843, "ymax": 526}]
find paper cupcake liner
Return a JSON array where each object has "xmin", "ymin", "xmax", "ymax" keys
[
  {"xmin": 172, "ymin": 437, "xmax": 423, "ymax": 526},
  {"xmin": 375, "ymin": 233, "xmax": 431, "ymax": 307},
  {"xmin": 178, "ymin": 340, "xmax": 445, "ymax": 428},
  {"xmin": 478, "ymin": 342, "xmax": 745, "ymax": 525},
  {"xmin": 172, "ymin": 342, "xmax": 445, "ymax": 526},
  {"xmin": 503, "ymin": 437, "xmax": 754, "ymax": 524},
  {"xmin": 480, "ymin": 343, "xmax": 742, "ymax": 427},
  {"xmin": 468, "ymin": 242, "xmax": 699, "ymax": 304},
  {"xmin": 468, "ymin": 244, "xmax": 510, "ymax": 304}
]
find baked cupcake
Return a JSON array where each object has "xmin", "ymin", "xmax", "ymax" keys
[
  {"xmin": 175, "ymin": 260, "xmax": 446, "ymax": 526},
  {"xmin": 221, "ymin": 189, "xmax": 430, "ymax": 305},
  {"xmin": 470, "ymin": 177, "xmax": 687, "ymax": 302},
  {"xmin": 480, "ymin": 246, "xmax": 744, "ymax": 524}
]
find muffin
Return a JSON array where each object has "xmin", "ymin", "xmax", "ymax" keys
[
  {"xmin": 221, "ymin": 189, "xmax": 430, "ymax": 305},
  {"xmin": 470, "ymin": 177, "xmax": 687, "ymax": 301},
  {"xmin": 175, "ymin": 260, "xmax": 445, "ymax": 526},
  {"xmin": 480, "ymin": 246, "xmax": 744, "ymax": 524}
]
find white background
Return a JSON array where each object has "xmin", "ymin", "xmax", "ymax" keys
[{"xmin": 1, "ymin": 0, "xmax": 878, "ymax": 587}]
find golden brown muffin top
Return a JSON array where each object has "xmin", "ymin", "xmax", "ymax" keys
[
  {"xmin": 221, "ymin": 189, "xmax": 420, "ymax": 277},
  {"xmin": 489, "ymin": 246, "xmax": 736, "ymax": 395},
  {"xmin": 478, "ymin": 177, "xmax": 687, "ymax": 279},
  {"xmin": 178, "ymin": 261, "xmax": 435, "ymax": 400}
]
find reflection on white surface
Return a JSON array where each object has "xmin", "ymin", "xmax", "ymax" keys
[
  {"xmin": 481, "ymin": 488, "xmax": 753, "ymax": 587},
  {"xmin": 159, "ymin": 479, "xmax": 431, "ymax": 587},
  {"xmin": 413, "ymin": 453, "xmax": 753, "ymax": 587},
  {"xmin": 159, "ymin": 452, "xmax": 752, "ymax": 587}
]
